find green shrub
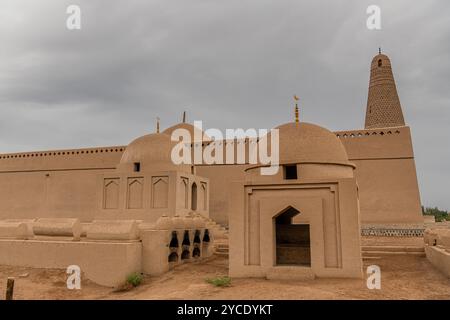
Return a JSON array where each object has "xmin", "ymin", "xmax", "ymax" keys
[
  {"xmin": 206, "ymin": 276, "xmax": 231, "ymax": 287},
  {"xmin": 126, "ymin": 272, "xmax": 143, "ymax": 287},
  {"xmin": 422, "ymin": 206, "xmax": 450, "ymax": 222}
]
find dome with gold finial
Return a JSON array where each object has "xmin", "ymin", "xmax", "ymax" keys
[
  {"xmin": 274, "ymin": 122, "xmax": 352, "ymax": 166},
  {"xmin": 246, "ymin": 96, "xmax": 354, "ymax": 179}
]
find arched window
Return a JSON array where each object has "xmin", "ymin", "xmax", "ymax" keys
[
  {"xmin": 378, "ymin": 59, "xmax": 382, "ymax": 67},
  {"xmin": 191, "ymin": 183, "xmax": 197, "ymax": 211},
  {"xmin": 168, "ymin": 252, "xmax": 178, "ymax": 262},
  {"xmin": 193, "ymin": 247, "xmax": 201, "ymax": 258},
  {"xmin": 169, "ymin": 231, "xmax": 179, "ymax": 248},
  {"xmin": 202, "ymin": 229, "xmax": 210, "ymax": 242}
]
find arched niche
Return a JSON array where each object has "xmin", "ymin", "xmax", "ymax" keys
[{"xmin": 191, "ymin": 182, "xmax": 198, "ymax": 211}]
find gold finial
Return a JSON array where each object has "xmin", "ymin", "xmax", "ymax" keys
[
  {"xmin": 182, "ymin": 111, "xmax": 186, "ymax": 123},
  {"xmin": 294, "ymin": 95, "xmax": 299, "ymax": 123},
  {"xmin": 156, "ymin": 117, "xmax": 160, "ymax": 133}
]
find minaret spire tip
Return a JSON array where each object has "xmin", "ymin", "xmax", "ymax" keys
[
  {"xmin": 294, "ymin": 95, "xmax": 300, "ymax": 123},
  {"xmin": 156, "ymin": 117, "xmax": 160, "ymax": 133},
  {"xmin": 365, "ymin": 51, "xmax": 405, "ymax": 129}
]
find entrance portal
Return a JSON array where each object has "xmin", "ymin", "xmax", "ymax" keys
[{"xmin": 275, "ymin": 206, "xmax": 311, "ymax": 266}]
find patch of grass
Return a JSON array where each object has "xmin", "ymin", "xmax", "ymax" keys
[
  {"xmin": 126, "ymin": 272, "xmax": 143, "ymax": 287},
  {"xmin": 206, "ymin": 276, "xmax": 231, "ymax": 287}
]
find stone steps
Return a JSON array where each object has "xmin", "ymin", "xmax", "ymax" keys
[
  {"xmin": 214, "ymin": 251, "xmax": 229, "ymax": 257},
  {"xmin": 361, "ymin": 245, "xmax": 425, "ymax": 257},
  {"xmin": 210, "ymin": 243, "xmax": 427, "ymax": 259},
  {"xmin": 214, "ymin": 238, "xmax": 229, "ymax": 258},
  {"xmin": 205, "ymin": 219, "xmax": 228, "ymax": 240},
  {"xmin": 203, "ymin": 217, "xmax": 229, "ymax": 257},
  {"xmin": 362, "ymin": 256, "xmax": 382, "ymax": 261},
  {"xmin": 363, "ymin": 251, "xmax": 425, "ymax": 257},
  {"xmin": 362, "ymin": 245, "xmax": 424, "ymax": 253},
  {"xmin": 266, "ymin": 266, "xmax": 315, "ymax": 280}
]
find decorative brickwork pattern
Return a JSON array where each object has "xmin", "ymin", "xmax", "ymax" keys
[
  {"xmin": 361, "ymin": 227, "xmax": 424, "ymax": 237},
  {"xmin": 365, "ymin": 54, "xmax": 405, "ymax": 129},
  {"xmin": 0, "ymin": 146, "xmax": 125, "ymax": 160},
  {"xmin": 336, "ymin": 128, "xmax": 400, "ymax": 139}
]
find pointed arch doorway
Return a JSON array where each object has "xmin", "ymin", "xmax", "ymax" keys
[{"xmin": 274, "ymin": 206, "xmax": 311, "ymax": 266}]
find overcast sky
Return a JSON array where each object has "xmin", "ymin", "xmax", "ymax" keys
[{"xmin": 0, "ymin": 0, "xmax": 449, "ymax": 210}]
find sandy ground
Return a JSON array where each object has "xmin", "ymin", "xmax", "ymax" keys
[{"xmin": 0, "ymin": 253, "xmax": 449, "ymax": 300}]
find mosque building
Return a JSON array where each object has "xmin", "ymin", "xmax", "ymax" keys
[{"xmin": 0, "ymin": 52, "xmax": 427, "ymax": 285}]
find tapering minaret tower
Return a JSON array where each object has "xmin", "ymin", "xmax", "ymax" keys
[{"xmin": 364, "ymin": 50, "xmax": 405, "ymax": 129}]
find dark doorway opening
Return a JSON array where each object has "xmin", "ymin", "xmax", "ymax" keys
[{"xmin": 275, "ymin": 206, "xmax": 311, "ymax": 266}]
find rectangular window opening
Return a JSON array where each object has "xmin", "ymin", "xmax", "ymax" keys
[
  {"xmin": 134, "ymin": 162, "xmax": 141, "ymax": 172},
  {"xmin": 284, "ymin": 165, "xmax": 297, "ymax": 180}
]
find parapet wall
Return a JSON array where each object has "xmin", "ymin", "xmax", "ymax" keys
[
  {"xmin": 0, "ymin": 239, "xmax": 142, "ymax": 287},
  {"xmin": 0, "ymin": 146, "xmax": 124, "ymax": 172},
  {"xmin": 336, "ymin": 126, "xmax": 423, "ymax": 226},
  {"xmin": 424, "ymin": 228, "xmax": 450, "ymax": 278},
  {"xmin": 335, "ymin": 126, "xmax": 414, "ymax": 160},
  {"xmin": 0, "ymin": 219, "xmax": 142, "ymax": 287},
  {"xmin": 0, "ymin": 169, "xmax": 110, "ymax": 221},
  {"xmin": 0, "ymin": 217, "xmax": 216, "ymax": 286},
  {"xmin": 0, "ymin": 125, "xmax": 423, "ymax": 228}
]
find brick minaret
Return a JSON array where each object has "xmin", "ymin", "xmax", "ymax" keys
[{"xmin": 364, "ymin": 52, "xmax": 405, "ymax": 129}]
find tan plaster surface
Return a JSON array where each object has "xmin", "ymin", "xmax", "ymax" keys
[{"xmin": 0, "ymin": 255, "xmax": 448, "ymax": 300}]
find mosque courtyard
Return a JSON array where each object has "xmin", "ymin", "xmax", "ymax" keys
[{"xmin": 1, "ymin": 238, "xmax": 448, "ymax": 300}]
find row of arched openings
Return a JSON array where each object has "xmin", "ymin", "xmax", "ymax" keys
[{"xmin": 168, "ymin": 229, "xmax": 210, "ymax": 263}]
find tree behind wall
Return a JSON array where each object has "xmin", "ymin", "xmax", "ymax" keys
[{"xmin": 422, "ymin": 206, "xmax": 450, "ymax": 222}]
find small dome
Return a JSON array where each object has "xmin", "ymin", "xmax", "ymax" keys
[
  {"xmin": 271, "ymin": 122, "xmax": 351, "ymax": 166},
  {"xmin": 119, "ymin": 133, "xmax": 190, "ymax": 172},
  {"xmin": 163, "ymin": 123, "xmax": 209, "ymax": 142},
  {"xmin": 120, "ymin": 133, "xmax": 172, "ymax": 164}
]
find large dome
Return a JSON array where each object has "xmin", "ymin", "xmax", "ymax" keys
[
  {"xmin": 119, "ymin": 133, "xmax": 190, "ymax": 172},
  {"xmin": 271, "ymin": 122, "xmax": 352, "ymax": 166}
]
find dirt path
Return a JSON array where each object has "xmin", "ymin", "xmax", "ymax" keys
[{"xmin": 0, "ymin": 254, "xmax": 448, "ymax": 300}]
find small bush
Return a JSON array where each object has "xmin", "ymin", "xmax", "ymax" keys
[
  {"xmin": 206, "ymin": 276, "xmax": 231, "ymax": 287},
  {"xmin": 126, "ymin": 272, "xmax": 143, "ymax": 287},
  {"xmin": 422, "ymin": 206, "xmax": 450, "ymax": 222}
]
